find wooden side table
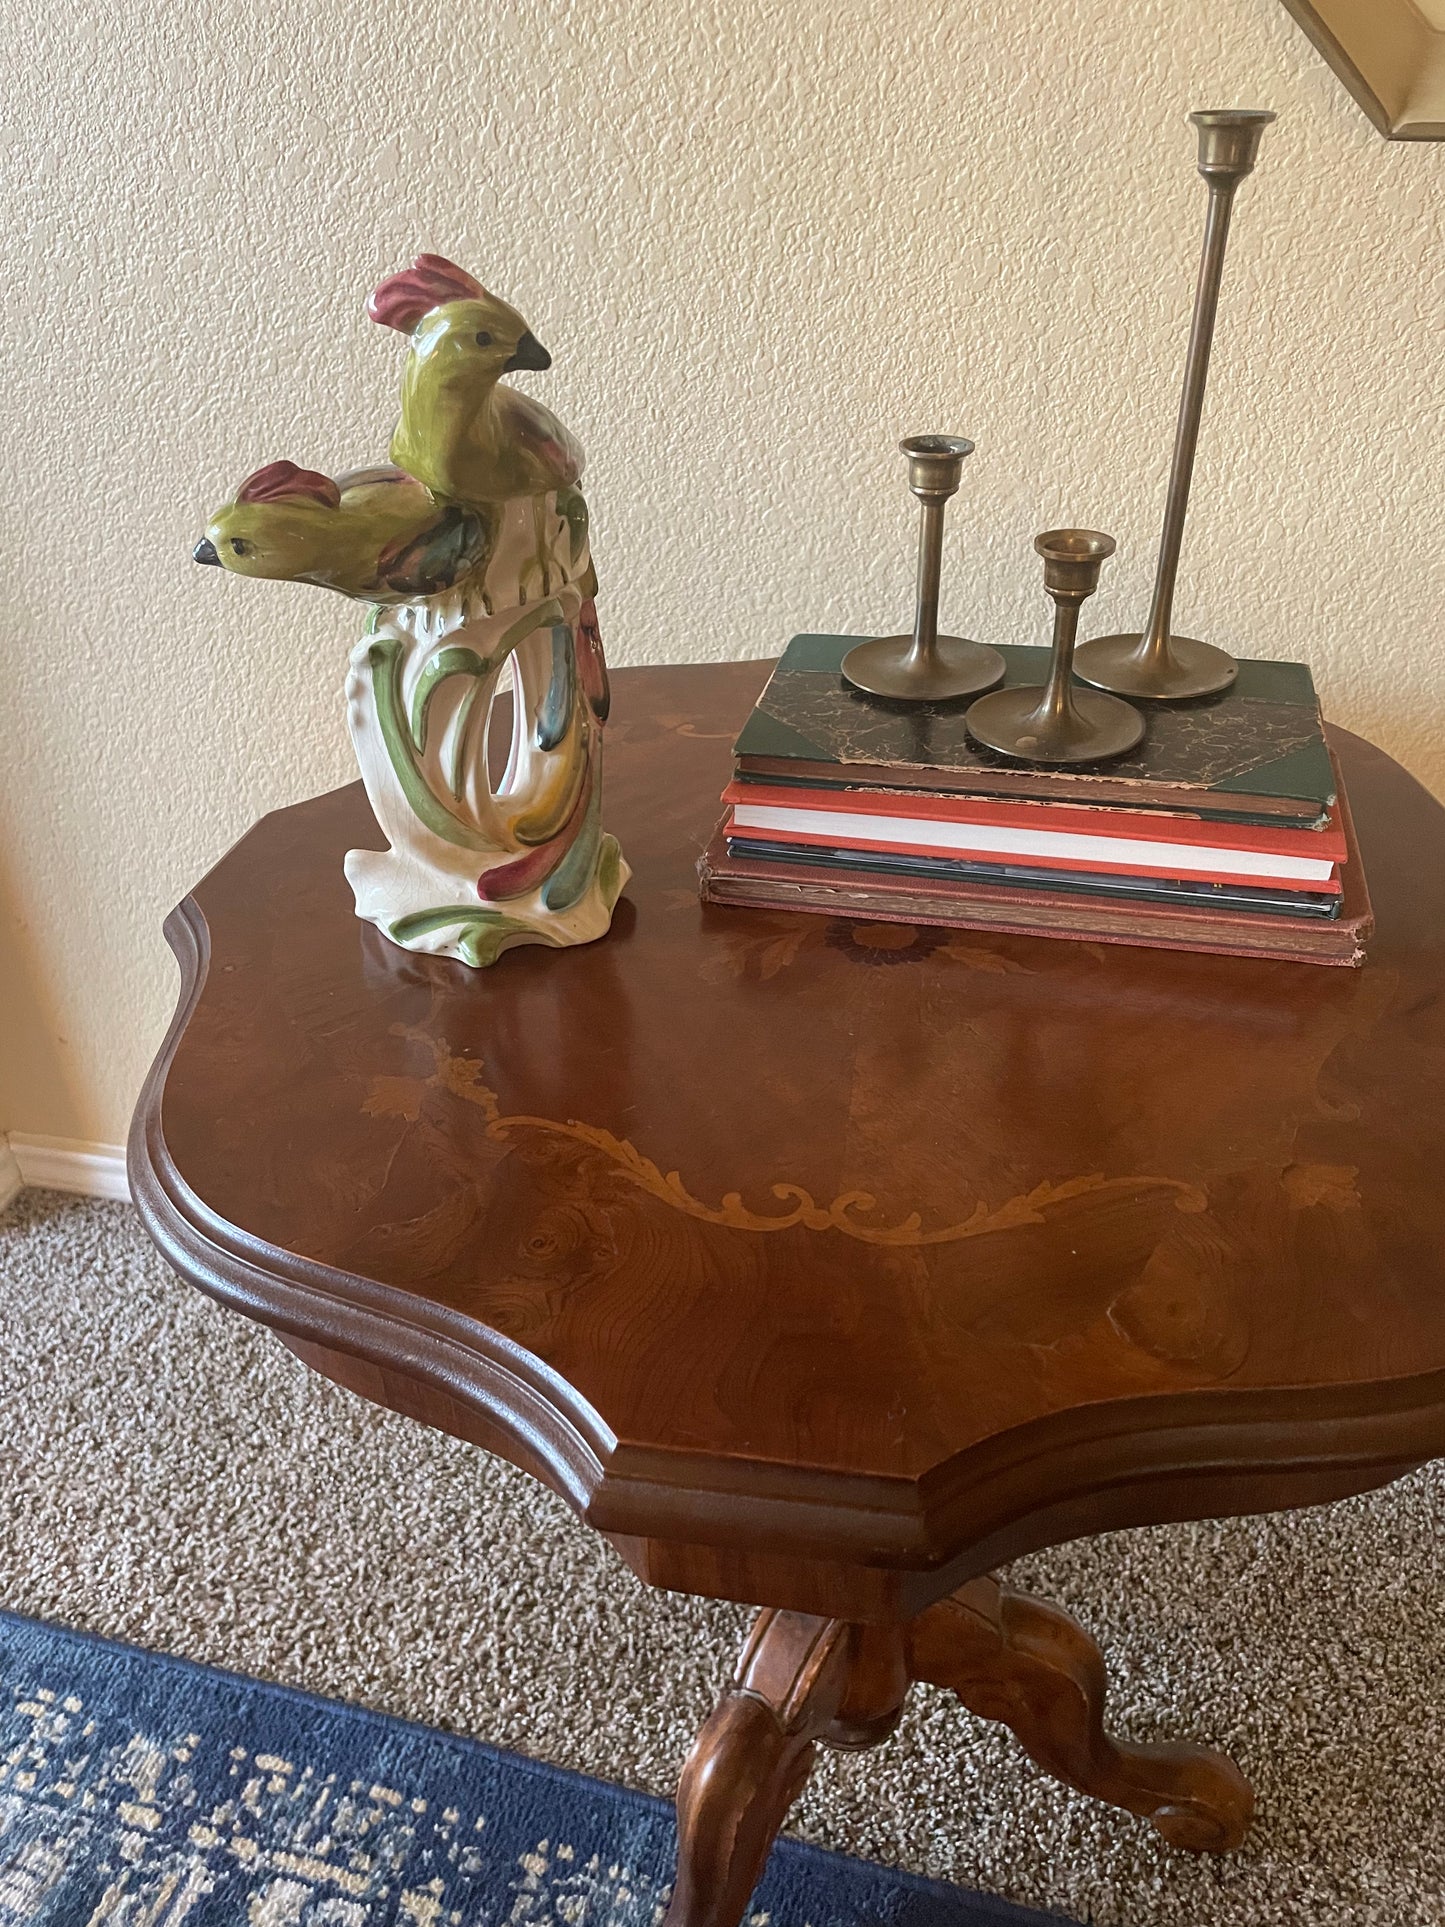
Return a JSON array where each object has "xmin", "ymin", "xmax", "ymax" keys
[{"xmin": 131, "ymin": 661, "xmax": 1445, "ymax": 1927}]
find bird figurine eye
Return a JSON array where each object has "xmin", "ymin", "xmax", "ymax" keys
[
  {"xmin": 475, "ymin": 330, "xmax": 493, "ymax": 347},
  {"xmin": 230, "ymin": 538, "xmax": 248, "ymax": 556}
]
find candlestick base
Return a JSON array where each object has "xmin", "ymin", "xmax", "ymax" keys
[
  {"xmin": 965, "ymin": 684, "xmax": 1144, "ymax": 765},
  {"xmin": 841, "ymin": 634, "xmax": 1005, "ymax": 704},
  {"xmin": 1073, "ymin": 632, "xmax": 1238, "ymax": 701}
]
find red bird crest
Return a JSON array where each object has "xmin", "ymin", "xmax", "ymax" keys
[
  {"xmin": 368, "ymin": 253, "xmax": 487, "ymax": 333},
  {"xmin": 236, "ymin": 460, "xmax": 341, "ymax": 508}
]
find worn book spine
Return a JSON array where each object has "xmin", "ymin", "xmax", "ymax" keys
[
  {"xmin": 700, "ymin": 847, "xmax": 1367, "ymax": 964},
  {"xmin": 720, "ymin": 782, "xmax": 1347, "ymax": 861},
  {"xmin": 700, "ymin": 780, "xmax": 1372, "ymax": 968},
  {"xmin": 724, "ymin": 826, "xmax": 1344, "ymax": 898},
  {"xmin": 731, "ymin": 766, "xmax": 1334, "ymax": 831},
  {"xmin": 721, "ymin": 807, "xmax": 1344, "ymax": 888},
  {"xmin": 734, "ymin": 751, "xmax": 1328, "ymax": 822}
]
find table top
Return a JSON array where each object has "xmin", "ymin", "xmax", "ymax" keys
[{"xmin": 131, "ymin": 660, "xmax": 1445, "ymax": 1621}]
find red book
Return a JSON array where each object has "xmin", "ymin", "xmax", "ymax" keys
[
  {"xmin": 724, "ymin": 811, "xmax": 1340, "ymax": 894},
  {"xmin": 700, "ymin": 775, "xmax": 1372, "ymax": 969},
  {"xmin": 721, "ymin": 781, "xmax": 1345, "ymax": 891}
]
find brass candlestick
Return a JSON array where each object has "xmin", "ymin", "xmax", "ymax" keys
[
  {"xmin": 965, "ymin": 530, "xmax": 1144, "ymax": 764},
  {"xmin": 842, "ymin": 436, "xmax": 1005, "ymax": 703},
  {"xmin": 1074, "ymin": 108, "xmax": 1275, "ymax": 703}
]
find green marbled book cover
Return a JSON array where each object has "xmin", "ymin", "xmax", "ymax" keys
[{"xmin": 734, "ymin": 635, "xmax": 1335, "ymax": 822}]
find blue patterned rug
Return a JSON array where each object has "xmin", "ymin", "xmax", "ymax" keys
[{"xmin": 0, "ymin": 1610, "xmax": 1079, "ymax": 1926}]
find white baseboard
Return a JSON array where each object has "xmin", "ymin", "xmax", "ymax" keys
[
  {"xmin": 0, "ymin": 1139, "xmax": 20, "ymax": 1213},
  {"xmin": 5, "ymin": 1135, "xmax": 130, "ymax": 1202}
]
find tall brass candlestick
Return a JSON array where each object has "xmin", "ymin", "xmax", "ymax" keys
[
  {"xmin": 842, "ymin": 436, "xmax": 1004, "ymax": 703},
  {"xmin": 1075, "ymin": 108, "xmax": 1275, "ymax": 703}
]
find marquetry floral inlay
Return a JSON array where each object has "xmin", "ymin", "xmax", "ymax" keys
[
  {"xmin": 697, "ymin": 912, "xmax": 1036, "ymax": 983},
  {"xmin": 1280, "ymin": 1162, "xmax": 1362, "ymax": 1211},
  {"xmin": 382, "ymin": 1030, "xmax": 1207, "ymax": 1247}
]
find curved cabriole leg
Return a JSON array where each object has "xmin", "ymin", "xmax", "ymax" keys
[
  {"xmin": 663, "ymin": 1610, "xmax": 907, "ymax": 1927},
  {"xmin": 908, "ymin": 1575, "xmax": 1253, "ymax": 1852},
  {"xmin": 665, "ymin": 1579, "xmax": 1251, "ymax": 1927}
]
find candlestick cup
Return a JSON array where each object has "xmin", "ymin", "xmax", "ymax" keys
[
  {"xmin": 965, "ymin": 530, "xmax": 1144, "ymax": 764},
  {"xmin": 842, "ymin": 436, "xmax": 1005, "ymax": 703}
]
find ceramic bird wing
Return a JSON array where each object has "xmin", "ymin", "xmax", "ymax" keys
[
  {"xmin": 195, "ymin": 460, "xmax": 494, "ymax": 605},
  {"xmin": 494, "ymin": 387, "xmax": 585, "ymax": 495}
]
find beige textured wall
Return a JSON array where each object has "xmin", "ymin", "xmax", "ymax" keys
[{"xmin": 2, "ymin": 0, "xmax": 1442, "ymax": 1145}]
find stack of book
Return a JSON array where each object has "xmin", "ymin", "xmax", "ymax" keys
[{"xmin": 699, "ymin": 635, "xmax": 1372, "ymax": 966}]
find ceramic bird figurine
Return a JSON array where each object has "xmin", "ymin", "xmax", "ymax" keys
[
  {"xmin": 369, "ymin": 254, "xmax": 584, "ymax": 504},
  {"xmin": 190, "ymin": 256, "xmax": 627, "ymax": 968},
  {"xmin": 369, "ymin": 254, "xmax": 586, "ymax": 596},
  {"xmin": 194, "ymin": 460, "xmax": 495, "ymax": 605}
]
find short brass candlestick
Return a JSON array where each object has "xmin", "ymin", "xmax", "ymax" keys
[
  {"xmin": 1075, "ymin": 108, "xmax": 1275, "ymax": 703},
  {"xmin": 842, "ymin": 436, "xmax": 1005, "ymax": 703},
  {"xmin": 965, "ymin": 531, "xmax": 1144, "ymax": 764}
]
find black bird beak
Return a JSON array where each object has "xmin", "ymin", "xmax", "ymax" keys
[
  {"xmin": 503, "ymin": 332, "xmax": 551, "ymax": 372},
  {"xmin": 193, "ymin": 537, "xmax": 220, "ymax": 566}
]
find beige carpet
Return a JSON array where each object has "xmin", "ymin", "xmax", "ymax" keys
[{"xmin": 0, "ymin": 1191, "xmax": 1440, "ymax": 1925}]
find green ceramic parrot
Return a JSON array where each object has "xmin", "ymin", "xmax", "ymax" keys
[
  {"xmin": 193, "ymin": 460, "xmax": 494, "ymax": 604},
  {"xmin": 368, "ymin": 255, "xmax": 593, "ymax": 595},
  {"xmin": 368, "ymin": 254, "xmax": 585, "ymax": 506}
]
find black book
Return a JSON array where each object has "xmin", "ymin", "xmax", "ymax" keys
[{"xmin": 726, "ymin": 837, "xmax": 1342, "ymax": 920}]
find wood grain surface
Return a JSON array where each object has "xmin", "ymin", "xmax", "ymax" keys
[{"xmin": 130, "ymin": 661, "xmax": 1445, "ymax": 1621}]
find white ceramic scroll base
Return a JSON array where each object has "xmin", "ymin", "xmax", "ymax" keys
[
  {"xmin": 343, "ymin": 491, "xmax": 627, "ymax": 968},
  {"xmin": 344, "ymin": 843, "xmax": 629, "ymax": 966}
]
